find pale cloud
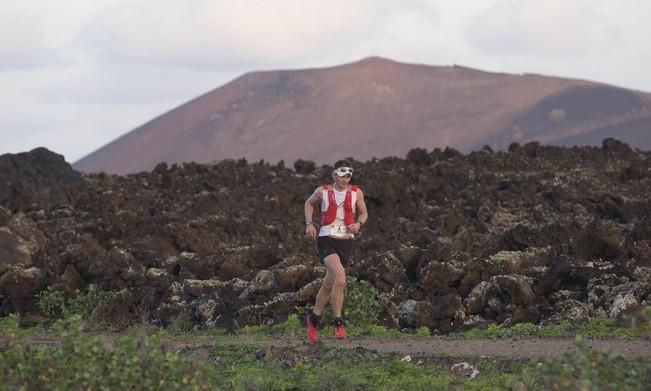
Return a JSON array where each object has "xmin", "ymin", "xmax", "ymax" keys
[
  {"xmin": 1, "ymin": 0, "xmax": 650, "ymax": 162},
  {"xmin": 466, "ymin": 0, "xmax": 614, "ymax": 56},
  {"xmin": 36, "ymin": 61, "xmax": 236, "ymax": 105},
  {"xmin": 464, "ymin": 0, "xmax": 651, "ymax": 90},
  {"xmin": 1, "ymin": 60, "xmax": 227, "ymax": 162},
  {"xmin": 80, "ymin": 0, "xmax": 382, "ymax": 70},
  {"xmin": 0, "ymin": 5, "xmax": 59, "ymax": 68},
  {"xmin": 1, "ymin": 89, "xmax": 176, "ymax": 162}
]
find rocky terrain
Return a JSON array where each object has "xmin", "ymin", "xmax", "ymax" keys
[{"xmin": 1, "ymin": 140, "xmax": 650, "ymax": 333}]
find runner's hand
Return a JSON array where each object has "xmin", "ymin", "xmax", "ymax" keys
[
  {"xmin": 305, "ymin": 224, "xmax": 317, "ymax": 239},
  {"xmin": 347, "ymin": 222, "xmax": 361, "ymax": 234}
]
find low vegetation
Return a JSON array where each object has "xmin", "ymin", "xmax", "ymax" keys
[
  {"xmin": 452, "ymin": 308, "xmax": 651, "ymax": 340},
  {"xmin": 1, "ymin": 283, "xmax": 649, "ymax": 389},
  {"xmin": 1, "ymin": 316, "xmax": 212, "ymax": 390},
  {"xmin": 37, "ymin": 284, "xmax": 115, "ymax": 320},
  {"xmin": 517, "ymin": 337, "xmax": 650, "ymax": 391},
  {"xmin": 2, "ymin": 313, "xmax": 650, "ymax": 390}
]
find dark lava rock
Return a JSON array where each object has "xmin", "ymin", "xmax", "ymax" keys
[
  {"xmin": 0, "ymin": 141, "xmax": 650, "ymax": 332},
  {"xmin": 0, "ymin": 148, "xmax": 83, "ymax": 212}
]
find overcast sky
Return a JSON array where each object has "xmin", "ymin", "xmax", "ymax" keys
[{"xmin": 2, "ymin": 0, "xmax": 650, "ymax": 163}]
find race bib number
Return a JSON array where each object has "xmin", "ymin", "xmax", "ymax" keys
[{"xmin": 329, "ymin": 221, "xmax": 350, "ymax": 238}]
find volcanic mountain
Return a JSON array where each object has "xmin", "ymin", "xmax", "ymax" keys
[{"xmin": 73, "ymin": 57, "xmax": 651, "ymax": 174}]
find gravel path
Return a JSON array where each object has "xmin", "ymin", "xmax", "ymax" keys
[{"xmin": 330, "ymin": 337, "xmax": 651, "ymax": 359}]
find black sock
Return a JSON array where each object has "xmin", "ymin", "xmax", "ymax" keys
[{"xmin": 333, "ymin": 317, "xmax": 344, "ymax": 326}]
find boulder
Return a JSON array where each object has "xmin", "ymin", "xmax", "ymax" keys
[
  {"xmin": 432, "ymin": 292, "xmax": 463, "ymax": 320},
  {"xmin": 511, "ymin": 305, "xmax": 541, "ymax": 324},
  {"xmin": 609, "ymin": 292, "xmax": 639, "ymax": 319},
  {"xmin": 419, "ymin": 260, "xmax": 465, "ymax": 290},
  {"xmin": 492, "ymin": 275, "xmax": 536, "ymax": 306},
  {"xmin": 88, "ymin": 288, "xmax": 146, "ymax": 329},
  {"xmin": 535, "ymin": 256, "xmax": 572, "ymax": 295},
  {"xmin": 183, "ymin": 279, "xmax": 226, "ymax": 297},
  {"xmin": 397, "ymin": 299, "xmax": 436, "ymax": 329},
  {"xmin": 297, "ymin": 279, "xmax": 322, "ymax": 304},
  {"xmin": 366, "ymin": 251, "xmax": 408, "ymax": 292},
  {"xmin": 0, "ymin": 213, "xmax": 47, "ymax": 269},
  {"xmin": 0, "ymin": 266, "xmax": 45, "ymax": 313},
  {"xmin": 549, "ymin": 299, "xmax": 592, "ymax": 323},
  {"xmin": 274, "ymin": 264, "xmax": 317, "ymax": 292},
  {"xmin": 0, "ymin": 148, "xmax": 83, "ymax": 212},
  {"xmin": 464, "ymin": 281, "xmax": 499, "ymax": 315}
]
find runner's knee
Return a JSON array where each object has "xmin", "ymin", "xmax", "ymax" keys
[
  {"xmin": 322, "ymin": 279, "xmax": 335, "ymax": 290},
  {"xmin": 333, "ymin": 273, "xmax": 346, "ymax": 288}
]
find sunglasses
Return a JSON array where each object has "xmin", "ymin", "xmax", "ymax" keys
[{"xmin": 334, "ymin": 167, "xmax": 353, "ymax": 176}]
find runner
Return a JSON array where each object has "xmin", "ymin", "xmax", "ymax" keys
[{"xmin": 303, "ymin": 160, "xmax": 368, "ymax": 343}]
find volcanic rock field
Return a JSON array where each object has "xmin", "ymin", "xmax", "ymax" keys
[{"xmin": 1, "ymin": 139, "xmax": 650, "ymax": 333}]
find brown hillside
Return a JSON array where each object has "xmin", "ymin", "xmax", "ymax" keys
[{"xmin": 73, "ymin": 57, "xmax": 651, "ymax": 174}]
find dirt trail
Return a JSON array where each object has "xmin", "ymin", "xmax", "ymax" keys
[
  {"xmin": 2, "ymin": 335, "xmax": 650, "ymax": 360},
  {"xmin": 330, "ymin": 337, "xmax": 651, "ymax": 360},
  {"xmin": 233, "ymin": 335, "xmax": 651, "ymax": 360}
]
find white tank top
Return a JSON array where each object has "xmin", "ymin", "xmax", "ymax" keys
[{"xmin": 319, "ymin": 187, "xmax": 357, "ymax": 239}]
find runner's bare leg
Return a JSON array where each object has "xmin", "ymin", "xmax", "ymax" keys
[
  {"xmin": 322, "ymin": 254, "xmax": 346, "ymax": 317},
  {"xmin": 313, "ymin": 267, "xmax": 334, "ymax": 315}
]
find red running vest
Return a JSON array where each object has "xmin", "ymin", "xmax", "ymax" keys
[{"xmin": 320, "ymin": 184, "xmax": 358, "ymax": 226}]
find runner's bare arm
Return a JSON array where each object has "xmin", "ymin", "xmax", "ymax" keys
[
  {"xmin": 304, "ymin": 187, "xmax": 322, "ymax": 222},
  {"xmin": 355, "ymin": 189, "xmax": 368, "ymax": 225}
]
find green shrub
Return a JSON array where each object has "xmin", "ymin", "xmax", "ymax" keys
[
  {"xmin": 518, "ymin": 337, "xmax": 651, "ymax": 390},
  {"xmin": 271, "ymin": 313, "xmax": 302, "ymax": 334},
  {"xmin": 415, "ymin": 326, "xmax": 431, "ymax": 337},
  {"xmin": 320, "ymin": 277, "xmax": 381, "ymax": 327},
  {"xmin": 345, "ymin": 278, "xmax": 381, "ymax": 327},
  {"xmin": 477, "ymin": 323, "xmax": 504, "ymax": 339},
  {"xmin": 206, "ymin": 349, "xmax": 464, "ymax": 390},
  {"xmin": 37, "ymin": 284, "xmax": 114, "ymax": 320},
  {"xmin": 537, "ymin": 321, "xmax": 574, "ymax": 337},
  {"xmin": 316, "ymin": 370, "xmax": 356, "ymax": 391},
  {"xmin": 239, "ymin": 324, "xmax": 266, "ymax": 335},
  {"xmin": 568, "ymin": 311, "xmax": 651, "ymax": 338},
  {"xmin": 349, "ymin": 324, "xmax": 402, "ymax": 338},
  {"xmin": 504, "ymin": 322, "xmax": 538, "ymax": 337},
  {"xmin": 167, "ymin": 311, "xmax": 194, "ymax": 334},
  {"xmin": 36, "ymin": 287, "xmax": 65, "ymax": 317},
  {"xmin": 577, "ymin": 315, "xmax": 618, "ymax": 337},
  {"xmin": 0, "ymin": 313, "xmax": 20, "ymax": 332},
  {"xmin": 459, "ymin": 322, "xmax": 540, "ymax": 339},
  {"xmin": 452, "ymin": 316, "xmax": 649, "ymax": 340},
  {"xmin": 0, "ymin": 319, "xmax": 212, "ymax": 390}
]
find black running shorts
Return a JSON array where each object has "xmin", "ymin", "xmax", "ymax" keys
[{"xmin": 317, "ymin": 236, "xmax": 353, "ymax": 266}]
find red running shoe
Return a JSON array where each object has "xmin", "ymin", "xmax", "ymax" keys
[
  {"xmin": 306, "ymin": 314, "xmax": 319, "ymax": 344},
  {"xmin": 334, "ymin": 325, "xmax": 346, "ymax": 339},
  {"xmin": 333, "ymin": 317, "xmax": 346, "ymax": 339}
]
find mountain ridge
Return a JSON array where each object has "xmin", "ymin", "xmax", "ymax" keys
[{"xmin": 73, "ymin": 57, "xmax": 651, "ymax": 174}]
